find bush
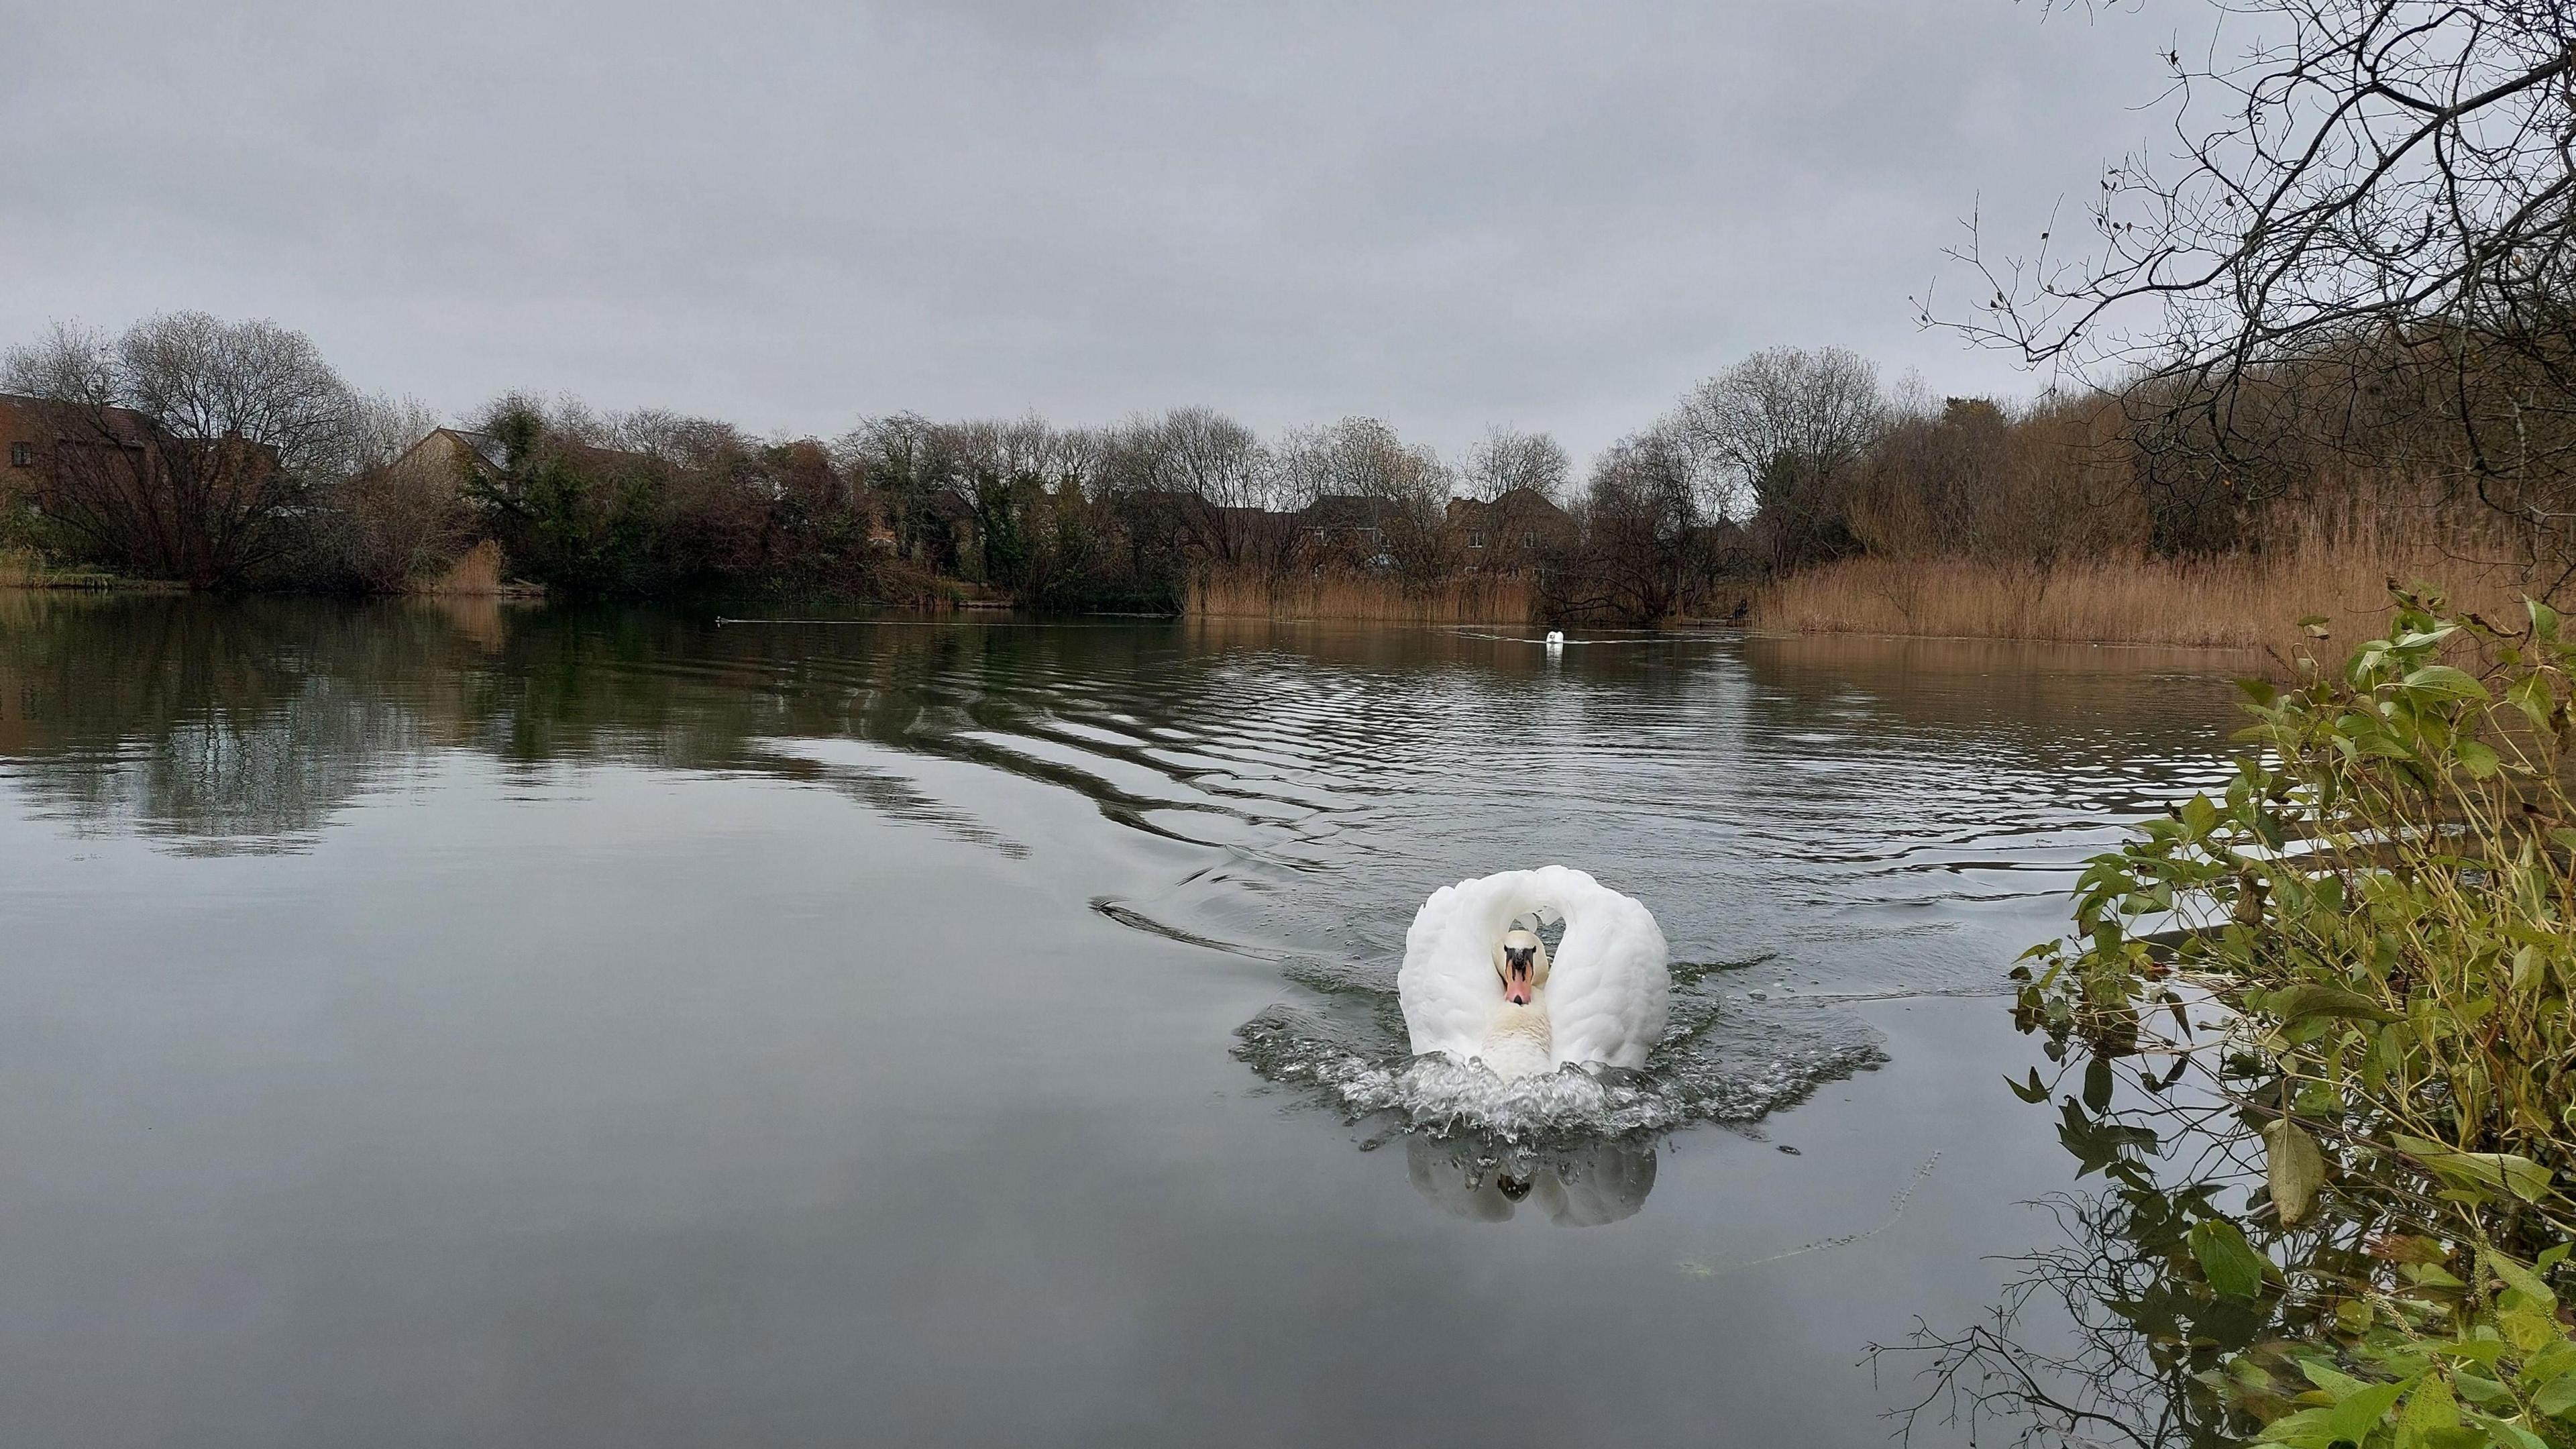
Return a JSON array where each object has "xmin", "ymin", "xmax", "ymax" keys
[{"xmin": 1996, "ymin": 588, "xmax": 2576, "ymax": 1447}]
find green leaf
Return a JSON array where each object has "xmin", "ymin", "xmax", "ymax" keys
[
  {"xmin": 2084, "ymin": 1055, "xmax": 2114, "ymax": 1112},
  {"xmin": 2255, "ymin": 1407, "xmax": 2334, "ymax": 1446},
  {"xmin": 2321, "ymin": 1377, "xmax": 2412, "ymax": 1445},
  {"xmin": 2521, "ymin": 1340, "xmax": 2576, "ymax": 1389},
  {"xmin": 2267, "ymin": 983, "xmax": 2400, "ymax": 1025},
  {"xmin": 2466, "ymin": 1411, "xmax": 2550, "ymax": 1449},
  {"xmin": 2502, "ymin": 1303, "xmax": 2559, "ymax": 1354},
  {"xmin": 2182, "ymin": 794, "xmax": 2220, "ymax": 836},
  {"xmin": 2508, "ymin": 672, "xmax": 2555, "ymax": 729},
  {"xmin": 2265, "ymin": 1118, "xmax": 2328, "ymax": 1226},
  {"xmin": 2457, "ymin": 1372, "xmax": 2512, "ymax": 1403},
  {"xmin": 2006, "ymin": 1068, "xmax": 2049, "ymax": 1104},
  {"xmin": 2191, "ymin": 1217, "xmax": 2269, "ymax": 1299},
  {"xmin": 2455, "ymin": 739, "xmax": 2502, "ymax": 779},
  {"xmin": 2535, "ymin": 1371, "xmax": 2576, "ymax": 1417},
  {"xmin": 2491, "ymin": 1254, "xmax": 2559, "ymax": 1310},
  {"xmin": 2394, "ymin": 1135, "xmax": 2558, "ymax": 1204},
  {"xmin": 2403, "ymin": 664, "xmax": 2489, "ymax": 702},
  {"xmin": 2402, "ymin": 1376, "xmax": 2461, "ymax": 1431}
]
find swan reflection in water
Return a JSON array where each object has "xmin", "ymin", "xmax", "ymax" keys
[{"xmin": 1403, "ymin": 1132, "xmax": 1658, "ymax": 1226}]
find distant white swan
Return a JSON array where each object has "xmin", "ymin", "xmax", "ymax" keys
[{"xmin": 1397, "ymin": 867, "xmax": 1670, "ymax": 1078}]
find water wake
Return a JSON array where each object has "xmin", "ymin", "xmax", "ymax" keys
[{"xmin": 1232, "ymin": 964, "xmax": 1888, "ymax": 1146}]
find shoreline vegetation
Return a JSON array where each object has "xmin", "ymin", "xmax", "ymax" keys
[
  {"xmin": 1896, "ymin": 590, "xmax": 2576, "ymax": 1449},
  {"xmin": 5, "ymin": 537, "xmax": 2546, "ymax": 659},
  {"xmin": 8, "ymin": 317, "xmax": 2571, "ymax": 658}
]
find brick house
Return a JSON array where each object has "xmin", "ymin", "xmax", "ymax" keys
[
  {"xmin": 1443, "ymin": 486, "xmax": 1574, "ymax": 570},
  {"xmin": 1294, "ymin": 493, "xmax": 1413, "ymax": 568},
  {"xmin": 0, "ymin": 392, "xmax": 158, "ymax": 511}
]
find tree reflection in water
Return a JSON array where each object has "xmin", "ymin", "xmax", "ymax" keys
[
  {"xmin": 0, "ymin": 594, "xmax": 1092, "ymax": 854},
  {"xmin": 1873, "ymin": 1026, "xmax": 2457, "ymax": 1449}
]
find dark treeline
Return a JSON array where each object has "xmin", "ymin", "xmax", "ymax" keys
[{"xmin": 1, "ymin": 310, "xmax": 2565, "ymax": 625}]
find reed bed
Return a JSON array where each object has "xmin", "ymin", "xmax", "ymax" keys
[
  {"xmin": 1189, "ymin": 568, "xmax": 1534, "ymax": 625},
  {"xmin": 1758, "ymin": 511, "xmax": 2551, "ymax": 652},
  {"xmin": 411, "ymin": 539, "xmax": 513, "ymax": 596},
  {"xmin": 0, "ymin": 547, "xmax": 169, "ymax": 592}
]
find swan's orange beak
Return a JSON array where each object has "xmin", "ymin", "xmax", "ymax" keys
[{"xmin": 1502, "ymin": 947, "xmax": 1536, "ymax": 1006}]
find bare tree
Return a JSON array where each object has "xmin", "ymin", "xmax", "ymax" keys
[
  {"xmin": 1544, "ymin": 423, "xmax": 1714, "ymax": 624},
  {"xmin": 1946, "ymin": 0, "xmax": 2576, "ymax": 577},
  {"xmin": 1674, "ymin": 345, "xmax": 1884, "ymax": 568},
  {"xmin": 1105, "ymin": 407, "xmax": 1291, "ymax": 572},
  {"xmin": 1275, "ymin": 417, "xmax": 1454, "ymax": 579},
  {"xmin": 3, "ymin": 313, "xmax": 358, "ymax": 586},
  {"xmin": 1459, "ymin": 426, "xmax": 1572, "ymax": 503},
  {"xmin": 839, "ymin": 413, "xmax": 958, "ymax": 568},
  {"xmin": 317, "ymin": 393, "xmax": 470, "ymax": 591}
]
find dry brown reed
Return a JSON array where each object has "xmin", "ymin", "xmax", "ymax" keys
[
  {"xmin": 411, "ymin": 539, "xmax": 512, "ymax": 596},
  {"xmin": 1189, "ymin": 567, "xmax": 1535, "ymax": 625},
  {"xmin": 0, "ymin": 548, "xmax": 162, "ymax": 592},
  {"xmin": 1757, "ymin": 504, "xmax": 2549, "ymax": 652}
]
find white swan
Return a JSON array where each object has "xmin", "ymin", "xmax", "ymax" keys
[{"xmin": 1397, "ymin": 867, "xmax": 1670, "ymax": 1077}]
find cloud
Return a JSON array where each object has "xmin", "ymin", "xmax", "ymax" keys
[{"xmin": 2, "ymin": 0, "xmax": 2177, "ymax": 461}]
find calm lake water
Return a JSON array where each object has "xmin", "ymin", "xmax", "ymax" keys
[{"xmin": 0, "ymin": 594, "xmax": 2247, "ymax": 1448}]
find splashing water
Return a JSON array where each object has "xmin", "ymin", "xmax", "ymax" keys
[{"xmin": 1231, "ymin": 957, "xmax": 1889, "ymax": 1145}]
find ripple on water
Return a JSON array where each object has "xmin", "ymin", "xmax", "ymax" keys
[{"xmin": 1231, "ymin": 960, "xmax": 1889, "ymax": 1146}]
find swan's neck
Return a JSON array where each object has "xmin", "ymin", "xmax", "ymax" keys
[{"xmin": 1479, "ymin": 992, "xmax": 1554, "ymax": 1077}]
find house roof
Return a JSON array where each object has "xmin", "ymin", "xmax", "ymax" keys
[
  {"xmin": 393, "ymin": 427, "xmax": 655, "ymax": 479},
  {"xmin": 391, "ymin": 427, "xmax": 509, "ymax": 475},
  {"xmin": 1297, "ymin": 493, "xmax": 1389, "ymax": 530},
  {"xmin": 439, "ymin": 429, "xmax": 510, "ymax": 473},
  {"xmin": 1447, "ymin": 486, "xmax": 1568, "ymax": 517},
  {"xmin": 0, "ymin": 392, "xmax": 158, "ymax": 449}
]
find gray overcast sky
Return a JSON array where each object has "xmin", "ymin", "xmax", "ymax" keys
[{"xmin": 4, "ymin": 0, "xmax": 2180, "ymax": 462}]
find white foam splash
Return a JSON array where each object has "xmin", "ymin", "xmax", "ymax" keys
[{"xmin": 1234, "ymin": 994, "xmax": 1888, "ymax": 1144}]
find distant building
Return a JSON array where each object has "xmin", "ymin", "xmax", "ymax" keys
[
  {"xmin": 388, "ymin": 427, "xmax": 511, "ymax": 482},
  {"xmin": 0, "ymin": 391, "xmax": 168, "ymax": 511},
  {"xmin": 1296, "ymin": 493, "xmax": 1390, "ymax": 547},
  {"xmin": 0, "ymin": 394, "xmax": 40, "ymax": 476},
  {"xmin": 386, "ymin": 426, "xmax": 667, "ymax": 507},
  {"xmin": 1295, "ymin": 494, "xmax": 1409, "ymax": 567},
  {"xmin": 1444, "ymin": 487, "xmax": 1574, "ymax": 570}
]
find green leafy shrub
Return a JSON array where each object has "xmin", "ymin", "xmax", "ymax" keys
[{"xmin": 1999, "ymin": 588, "xmax": 2576, "ymax": 1446}]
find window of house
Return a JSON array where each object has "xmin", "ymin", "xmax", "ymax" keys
[
  {"xmin": 7, "ymin": 442, "xmax": 30, "ymax": 468},
  {"xmin": 1468, "ymin": 531, "xmax": 1485, "ymax": 548},
  {"xmin": 1522, "ymin": 532, "xmax": 1538, "ymax": 549}
]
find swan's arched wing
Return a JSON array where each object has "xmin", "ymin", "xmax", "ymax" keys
[
  {"xmin": 1397, "ymin": 873, "xmax": 1531, "ymax": 1059},
  {"xmin": 1527, "ymin": 865, "xmax": 1670, "ymax": 1070}
]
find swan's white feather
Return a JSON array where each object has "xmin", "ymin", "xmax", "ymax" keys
[{"xmin": 1397, "ymin": 867, "xmax": 1669, "ymax": 1071}]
